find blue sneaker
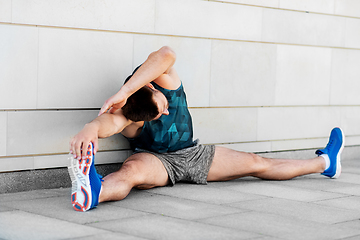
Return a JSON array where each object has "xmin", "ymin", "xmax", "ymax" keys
[
  {"xmin": 68, "ymin": 142, "xmax": 102, "ymax": 211},
  {"xmin": 316, "ymin": 127, "xmax": 345, "ymax": 178}
]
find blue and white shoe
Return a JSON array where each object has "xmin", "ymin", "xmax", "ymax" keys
[
  {"xmin": 316, "ymin": 127, "xmax": 345, "ymax": 179},
  {"xmin": 68, "ymin": 142, "xmax": 102, "ymax": 211}
]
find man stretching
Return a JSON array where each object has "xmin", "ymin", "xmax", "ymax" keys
[{"xmin": 68, "ymin": 46, "xmax": 344, "ymax": 212}]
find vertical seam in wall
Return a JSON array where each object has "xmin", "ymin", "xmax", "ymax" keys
[
  {"xmin": 274, "ymin": 44, "xmax": 279, "ymax": 106},
  {"xmin": 10, "ymin": 0, "xmax": 12, "ymax": 22},
  {"xmin": 36, "ymin": 26, "xmax": 40, "ymax": 109},
  {"xmin": 131, "ymin": 33, "xmax": 135, "ymax": 69},
  {"xmin": 5, "ymin": 111, "xmax": 8, "ymax": 157},
  {"xmin": 208, "ymin": 40, "xmax": 213, "ymax": 108},
  {"xmin": 329, "ymin": 48, "xmax": 333, "ymax": 106},
  {"xmin": 343, "ymin": 17, "xmax": 348, "ymax": 49},
  {"xmin": 154, "ymin": 0, "xmax": 157, "ymax": 35},
  {"xmin": 260, "ymin": 7, "xmax": 265, "ymax": 42}
]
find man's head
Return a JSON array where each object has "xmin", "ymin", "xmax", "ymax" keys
[{"xmin": 122, "ymin": 83, "xmax": 169, "ymax": 122}]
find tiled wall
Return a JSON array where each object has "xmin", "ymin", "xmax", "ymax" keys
[{"xmin": 1, "ymin": 0, "xmax": 360, "ymax": 172}]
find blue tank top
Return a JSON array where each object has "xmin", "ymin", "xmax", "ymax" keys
[{"xmin": 127, "ymin": 82, "xmax": 194, "ymax": 153}]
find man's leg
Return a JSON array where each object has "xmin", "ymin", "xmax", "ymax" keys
[
  {"xmin": 99, "ymin": 152, "xmax": 170, "ymax": 203},
  {"xmin": 207, "ymin": 127, "xmax": 344, "ymax": 181},
  {"xmin": 207, "ymin": 146, "xmax": 326, "ymax": 181}
]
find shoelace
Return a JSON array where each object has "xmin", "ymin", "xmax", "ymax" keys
[{"xmin": 326, "ymin": 139, "xmax": 334, "ymax": 150}]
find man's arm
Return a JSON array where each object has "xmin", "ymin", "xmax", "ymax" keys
[
  {"xmin": 70, "ymin": 110, "xmax": 131, "ymax": 159},
  {"xmin": 98, "ymin": 46, "xmax": 180, "ymax": 116}
]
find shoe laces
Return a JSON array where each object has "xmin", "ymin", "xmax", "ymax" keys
[{"xmin": 326, "ymin": 139, "xmax": 334, "ymax": 150}]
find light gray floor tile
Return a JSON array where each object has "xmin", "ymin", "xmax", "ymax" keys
[
  {"xmin": 228, "ymin": 198, "xmax": 360, "ymax": 224},
  {"xmin": 2, "ymin": 195, "xmax": 148, "ymax": 224},
  {"xmin": 0, "ymin": 210, "xmax": 107, "ymax": 240},
  {"xmin": 315, "ymin": 196, "xmax": 360, "ymax": 211},
  {"xmin": 271, "ymin": 177, "xmax": 356, "ymax": 192},
  {"xmin": 334, "ymin": 219, "xmax": 360, "ymax": 230},
  {"xmin": 207, "ymin": 177, "xmax": 262, "ymax": 188},
  {"xmin": 328, "ymin": 185, "xmax": 360, "ymax": 196},
  {"xmin": 342, "ymin": 159, "xmax": 360, "ymax": 175},
  {"xmin": 146, "ymin": 183, "xmax": 267, "ymax": 204},
  {"xmin": 0, "ymin": 188, "xmax": 65, "ymax": 202},
  {"xmin": 111, "ymin": 191, "xmax": 245, "ymax": 220},
  {"xmin": 89, "ymin": 214, "xmax": 260, "ymax": 240},
  {"xmin": 221, "ymin": 181, "xmax": 345, "ymax": 202},
  {"xmin": 336, "ymin": 173, "xmax": 360, "ymax": 185},
  {"xmin": 68, "ymin": 232, "xmax": 149, "ymax": 240},
  {"xmin": 0, "ymin": 205, "xmax": 13, "ymax": 212},
  {"xmin": 199, "ymin": 211, "xmax": 360, "ymax": 240},
  {"xmin": 338, "ymin": 235, "xmax": 360, "ymax": 240}
]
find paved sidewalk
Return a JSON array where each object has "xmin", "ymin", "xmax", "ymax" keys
[{"xmin": 0, "ymin": 158, "xmax": 359, "ymax": 240}]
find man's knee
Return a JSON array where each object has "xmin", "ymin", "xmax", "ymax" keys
[
  {"xmin": 120, "ymin": 160, "xmax": 147, "ymax": 185},
  {"xmin": 119, "ymin": 153, "xmax": 169, "ymax": 188},
  {"xmin": 248, "ymin": 153, "xmax": 269, "ymax": 175}
]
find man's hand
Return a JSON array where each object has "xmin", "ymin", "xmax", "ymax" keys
[
  {"xmin": 69, "ymin": 123, "xmax": 99, "ymax": 159},
  {"xmin": 98, "ymin": 46, "xmax": 177, "ymax": 117},
  {"xmin": 98, "ymin": 86, "xmax": 130, "ymax": 116}
]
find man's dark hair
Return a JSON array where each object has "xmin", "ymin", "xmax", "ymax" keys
[{"xmin": 121, "ymin": 65, "xmax": 159, "ymax": 122}]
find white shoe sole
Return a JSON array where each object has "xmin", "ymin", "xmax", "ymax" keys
[{"xmin": 68, "ymin": 144, "xmax": 94, "ymax": 211}]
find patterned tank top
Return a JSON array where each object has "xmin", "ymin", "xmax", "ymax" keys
[{"xmin": 127, "ymin": 82, "xmax": 194, "ymax": 153}]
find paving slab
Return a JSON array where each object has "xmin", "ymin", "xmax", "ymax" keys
[
  {"xmin": 89, "ymin": 214, "xmax": 260, "ymax": 240},
  {"xmin": 315, "ymin": 196, "xmax": 360, "ymax": 211},
  {"xmin": 66, "ymin": 232, "xmax": 149, "ymax": 240},
  {"xmin": 227, "ymin": 198, "xmax": 360, "ymax": 224},
  {"xmin": 341, "ymin": 158, "xmax": 360, "ymax": 175},
  {"xmin": 1, "ymin": 195, "xmax": 149, "ymax": 225},
  {"xmin": 335, "ymin": 172, "xmax": 360, "ymax": 185},
  {"xmin": 219, "ymin": 180, "xmax": 346, "ymax": 202},
  {"xmin": 110, "ymin": 190, "xmax": 246, "ymax": 220},
  {"xmin": 327, "ymin": 185, "xmax": 360, "ymax": 196},
  {"xmin": 145, "ymin": 182, "xmax": 267, "ymax": 204},
  {"xmin": 0, "ymin": 188, "xmax": 65, "ymax": 202},
  {"xmin": 334, "ymin": 219, "xmax": 360, "ymax": 231},
  {"xmin": 199, "ymin": 211, "xmax": 360, "ymax": 240},
  {"xmin": 0, "ymin": 205, "xmax": 13, "ymax": 212},
  {"xmin": 0, "ymin": 210, "xmax": 107, "ymax": 240},
  {"xmin": 270, "ymin": 175, "xmax": 357, "ymax": 191}
]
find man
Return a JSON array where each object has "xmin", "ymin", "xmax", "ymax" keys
[{"xmin": 68, "ymin": 46, "xmax": 344, "ymax": 212}]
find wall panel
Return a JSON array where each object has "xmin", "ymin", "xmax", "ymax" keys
[
  {"xmin": 345, "ymin": 18, "xmax": 360, "ymax": 49},
  {"xmin": 37, "ymin": 27, "xmax": 133, "ymax": 109},
  {"xmin": 190, "ymin": 108, "xmax": 258, "ymax": 144},
  {"xmin": 0, "ymin": 113, "xmax": 7, "ymax": 156},
  {"xmin": 0, "ymin": 0, "xmax": 12, "ymax": 22},
  {"xmin": 262, "ymin": 8, "xmax": 345, "ymax": 47},
  {"xmin": 155, "ymin": 0, "xmax": 263, "ymax": 41},
  {"xmin": 330, "ymin": 49, "xmax": 360, "ymax": 105},
  {"xmin": 257, "ymin": 107, "xmax": 342, "ymax": 141},
  {"xmin": 210, "ymin": 40, "xmax": 277, "ymax": 107},
  {"xmin": 275, "ymin": 45, "xmax": 332, "ymax": 106},
  {"xmin": 279, "ymin": 0, "xmax": 335, "ymax": 14},
  {"xmin": 220, "ymin": 0, "xmax": 279, "ymax": 8},
  {"xmin": 0, "ymin": 24, "xmax": 38, "ymax": 109},
  {"xmin": 12, "ymin": 0, "xmax": 156, "ymax": 33},
  {"xmin": 335, "ymin": 0, "xmax": 360, "ymax": 18},
  {"xmin": 6, "ymin": 110, "xmax": 129, "ymax": 156}
]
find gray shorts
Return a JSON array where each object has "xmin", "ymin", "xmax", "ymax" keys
[{"xmin": 133, "ymin": 140, "xmax": 215, "ymax": 186}]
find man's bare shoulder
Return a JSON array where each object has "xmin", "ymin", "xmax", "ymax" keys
[{"xmin": 121, "ymin": 120, "xmax": 144, "ymax": 139}]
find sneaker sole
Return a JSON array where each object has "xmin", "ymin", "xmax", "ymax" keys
[
  {"xmin": 332, "ymin": 127, "xmax": 345, "ymax": 179},
  {"xmin": 68, "ymin": 144, "xmax": 93, "ymax": 211}
]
